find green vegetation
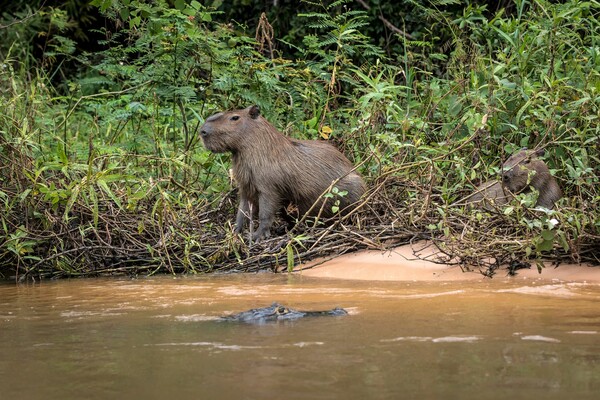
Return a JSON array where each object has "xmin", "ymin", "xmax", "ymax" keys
[{"xmin": 1, "ymin": 0, "xmax": 598, "ymax": 280}]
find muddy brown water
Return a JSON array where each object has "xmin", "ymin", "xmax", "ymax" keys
[{"xmin": 1, "ymin": 274, "xmax": 599, "ymax": 400}]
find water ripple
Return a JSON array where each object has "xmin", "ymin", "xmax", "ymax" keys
[
  {"xmin": 174, "ymin": 314, "xmax": 219, "ymax": 322},
  {"xmin": 497, "ymin": 284, "xmax": 576, "ymax": 297},
  {"xmin": 382, "ymin": 335, "xmax": 481, "ymax": 343},
  {"xmin": 521, "ymin": 335, "xmax": 561, "ymax": 343}
]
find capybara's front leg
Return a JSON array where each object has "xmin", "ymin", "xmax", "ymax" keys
[
  {"xmin": 252, "ymin": 193, "xmax": 278, "ymax": 241},
  {"xmin": 234, "ymin": 195, "xmax": 251, "ymax": 234}
]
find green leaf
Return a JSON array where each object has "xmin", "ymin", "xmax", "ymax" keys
[
  {"xmin": 90, "ymin": 0, "xmax": 113, "ymax": 12},
  {"xmin": 129, "ymin": 16, "xmax": 141, "ymax": 28},
  {"xmin": 541, "ymin": 229, "xmax": 555, "ymax": 241},
  {"xmin": 305, "ymin": 116, "xmax": 318, "ymax": 129},
  {"xmin": 174, "ymin": 0, "xmax": 186, "ymax": 10},
  {"xmin": 490, "ymin": 25, "xmax": 516, "ymax": 47},
  {"xmin": 286, "ymin": 243, "xmax": 294, "ymax": 272},
  {"xmin": 200, "ymin": 12, "xmax": 212, "ymax": 22},
  {"xmin": 63, "ymin": 183, "xmax": 81, "ymax": 221},
  {"xmin": 536, "ymin": 238, "xmax": 554, "ymax": 252},
  {"xmin": 18, "ymin": 189, "xmax": 32, "ymax": 204},
  {"xmin": 119, "ymin": 8, "xmax": 129, "ymax": 20},
  {"xmin": 89, "ymin": 186, "xmax": 99, "ymax": 228},
  {"xmin": 558, "ymin": 233, "xmax": 569, "ymax": 252},
  {"xmin": 97, "ymin": 179, "xmax": 123, "ymax": 209}
]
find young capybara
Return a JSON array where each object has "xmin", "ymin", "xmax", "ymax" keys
[
  {"xmin": 501, "ymin": 148, "xmax": 562, "ymax": 209},
  {"xmin": 199, "ymin": 105, "xmax": 366, "ymax": 240},
  {"xmin": 466, "ymin": 148, "xmax": 562, "ymax": 209}
]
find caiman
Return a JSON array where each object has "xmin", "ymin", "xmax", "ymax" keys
[{"xmin": 220, "ymin": 303, "xmax": 348, "ymax": 324}]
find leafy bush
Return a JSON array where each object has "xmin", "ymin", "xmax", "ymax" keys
[{"xmin": 0, "ymin": 0, "xmax": 598, "ymax": 280}]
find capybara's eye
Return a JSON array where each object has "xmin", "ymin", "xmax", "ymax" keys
[{"xmin": 230, "ymin": 116, "xmax": 240, "ymax": 121}]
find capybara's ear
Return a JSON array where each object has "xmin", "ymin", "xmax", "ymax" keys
[
  {"xmin": 534, "ymin": 148, "xmax": 545, "ymax": 157},
  {"xmin": 249, "ymin": 105, "xmax": 261, "ymax": 119}
]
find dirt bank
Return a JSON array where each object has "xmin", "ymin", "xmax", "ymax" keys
[{"xmin": 296, "ymin": 241, "xmax": 600, "ymax": 283}]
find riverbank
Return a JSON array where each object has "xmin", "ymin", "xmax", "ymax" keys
[{"xmin": 296, "ymin": 241, "xmax": 600, "ymax": 283}]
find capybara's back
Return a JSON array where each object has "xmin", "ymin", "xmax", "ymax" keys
[
  {"xmin": 465, "ymin": 180, "xmax": 509, "ymax": 209},
  {"xmin": 282, "ymin": 138, "xmax": 365, "ymax": 216}
]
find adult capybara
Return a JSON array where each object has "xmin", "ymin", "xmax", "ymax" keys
[
  {"xmin": 466, "ymin": 148, "xmax": 561, "ymax": 209},
  {"xmin": 199, "ymin": 105, "xmax": 366, "ymax": 240}
]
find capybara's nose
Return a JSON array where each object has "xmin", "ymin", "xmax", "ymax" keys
[{"xmin": 200, "ymin": 129, "xmax": 208, "ymax": 137}]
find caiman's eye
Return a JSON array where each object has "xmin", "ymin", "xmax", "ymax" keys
[{"xmin": 230, "ymin": 115, "xmax": 240, "ymax": 121}]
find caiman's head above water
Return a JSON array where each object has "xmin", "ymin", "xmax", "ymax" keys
[{"xmin": 219, "ymin": 303, "xmax": 348, "ymax": 324}]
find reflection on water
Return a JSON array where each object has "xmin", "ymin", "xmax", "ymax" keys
[{"xmin": 1, "ymin": 274, "xmax": 600, "ymax": 400}]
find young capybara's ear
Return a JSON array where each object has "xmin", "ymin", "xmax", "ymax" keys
[
  {"xmin": 534, "ymin": 148, "xmax": 545, "ymax": 157},
  {"xmin": 248, "ymin": 105, "xmax": 261, "ymax": 119}
]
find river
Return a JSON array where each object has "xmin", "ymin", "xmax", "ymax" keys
[{"xmin": 1, "ymin": 274, "xmax": 599, "ymax": 399}]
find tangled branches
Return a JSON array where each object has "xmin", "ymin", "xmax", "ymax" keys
[{"xmin": 2, "ymin": 164, "xmax": 598, "ymax": 282}]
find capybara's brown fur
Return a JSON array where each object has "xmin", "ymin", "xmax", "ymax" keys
[
  {"xmin": 466, "ymin": 148, "xmax": 562, "ymax": 210},
  {"xmin": 200, "ymin": 105, "xmax": 366, "ymax": 240}
]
